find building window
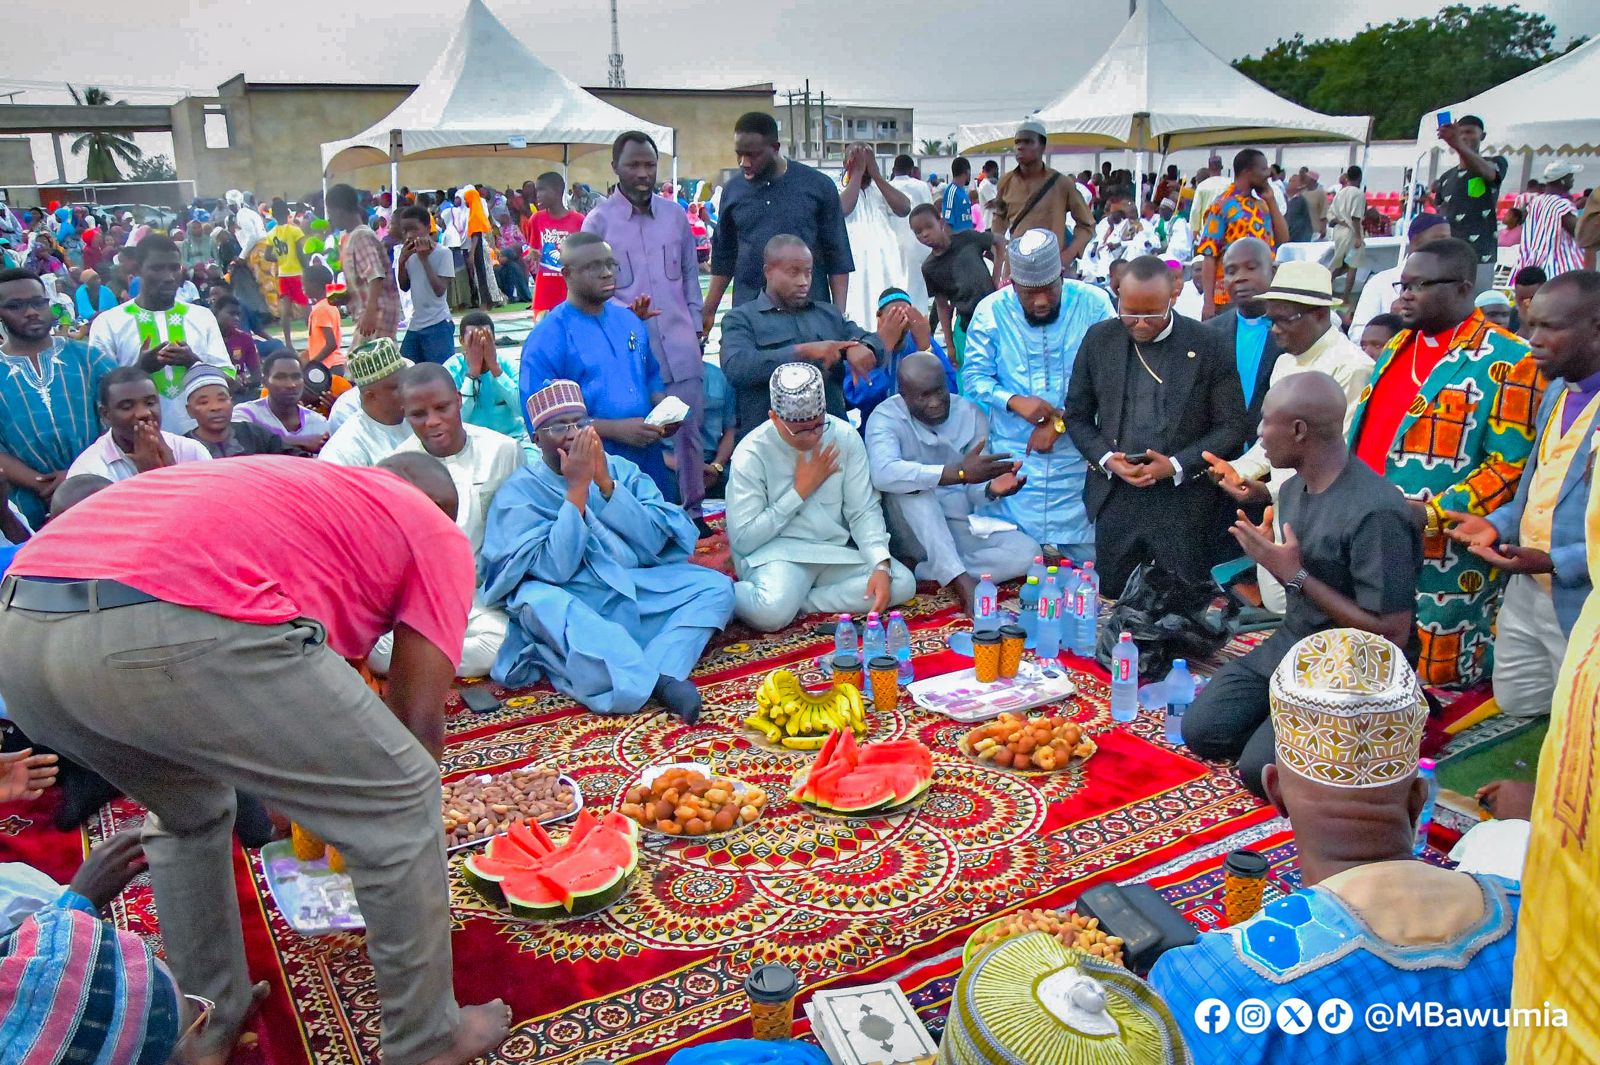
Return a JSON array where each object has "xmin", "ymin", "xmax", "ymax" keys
[{"xmin": 203, "ymin": 107, "xmax": 230, "ymax": 150}]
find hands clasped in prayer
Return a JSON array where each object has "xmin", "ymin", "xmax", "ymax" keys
[{"xmin": 559, "ymin": 423, "xmax": 614, "ymax": 509}]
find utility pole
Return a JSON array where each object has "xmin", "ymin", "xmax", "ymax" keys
[
  {"xmin": 818, "ymin": 90, "xmax": 827, "ymax": 163},
  {"xmin": 802, "ymin": 80, "xmax": 811, "ymax": 161},
  {"xmin": 607, "ymin": 0, "xmax": 626, "ymax": 88},
  {"xmin": 786, "ymin": 90, "xmax": 796, "ymax": 156}
]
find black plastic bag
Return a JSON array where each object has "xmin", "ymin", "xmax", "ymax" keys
[{"xmin": 1095, "ymin": 562, "xmax": 1238, "ymax": 680}]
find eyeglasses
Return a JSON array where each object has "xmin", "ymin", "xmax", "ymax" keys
[
  {"xmin": 1267, "ymin": 309, "xmax": 1313, "ymax": 327},
  {"xmin": 1118, "ymin": 311, "xmax": 1171, "ymax": 323},
  {"xmin": 537, "ymin": 417, "xmax": 594, "ymax": 436},
  {"xmin": 780, "ymin": 418, "xmax": 826, "ymax": 437},
  {"xmin": 0, "ymin": 297, "xmax": 50, "ymax": 313},
  {"xmin": 1392, "ymin": 278, "xmax": 1468, "ymax": 295}
]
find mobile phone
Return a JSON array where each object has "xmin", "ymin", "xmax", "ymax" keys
[
  {"xmin": 811, "ymin": 620, "xmax": 841, "ymax": 637},
  {"xmin": 1436, "ymin": 110, "xmax": 1452, "ymax": 128},
  {"xmin": 460, "ymin": 687, "xmax": 502, "ymax": 714},
  {"xmin": 1125, "ymin": 454, "xmax": 1153, "ymax": 465}
]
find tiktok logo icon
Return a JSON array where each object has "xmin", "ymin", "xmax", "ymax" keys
[{"xmin": 1194, "ymin": 998, "xmax": 1231, "ymax": 1034}]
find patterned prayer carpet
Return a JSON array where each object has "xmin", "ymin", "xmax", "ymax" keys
[{"xmin": 0, "ymin": 577, "xmax": 1493, "ymax": 1065}]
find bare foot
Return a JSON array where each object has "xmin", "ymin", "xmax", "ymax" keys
[
  {"xmin": 418, "ymin": 1001, "xmax": 513, "ymax": 1065},
  {"xmin": 953, "ymin": 573, "xmax": 980, "ymax": 616},
  {"xmin": 184, "ymin": 981, "xmax": 270, "ymax": 1065}
]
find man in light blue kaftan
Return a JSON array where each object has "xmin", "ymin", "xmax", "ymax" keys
[
  {"xmin": 479, "ymin": 379, "xmax": 733, "ymax": 723},
  {"xmin": 960, "ymin": 229, "xmax": 1114, "ymax": 556}
]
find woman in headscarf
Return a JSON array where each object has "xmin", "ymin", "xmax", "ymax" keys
[{"xmin": 181, "ymin": 220, "xmax": 210, "ymax": 268}]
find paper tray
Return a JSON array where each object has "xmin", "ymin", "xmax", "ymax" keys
[
  {"xmin": 906, "ymin": 662, "xmax": 1078, "ymax": 722},
  {"xmin": 260, "ymin": 839, "xmax": 365, "ymax": 936}
]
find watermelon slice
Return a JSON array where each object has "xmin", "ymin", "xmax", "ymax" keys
[
  {"xmin": 484, "ymin": 833, "xmax": 541, "ymax": 868},
  {"xmin": 797, "ymin": 730, "xmax": 848, "ymax": 801},
  {"xmin": 600, "ymin": 811, "xmax": 641, "ymax": 842},
  {"xmin": 501, "ymin": 869, "xmax": 569, "ymax": 920},
  {"xmin": 507, "ymin": 820, "xmax": 556, "ymax": 859},
  {"xmin": 855, "ymin": 738, "xmax": 934, "ymax": 778},
  {"xmin": 814, "ymin": 768, "xmax": 899, "ymax": 812},
  {"xmin": 837, "ymin": 729, "xmax": 860, "ymax": 768},
  {"xmin": 566, "ymin": 810, "xmax": 600, "ymax": 846}
]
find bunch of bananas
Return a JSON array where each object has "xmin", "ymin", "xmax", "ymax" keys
[{"xmin": 745, "ymin": 668, "xmax": 867, "ymax": 749}]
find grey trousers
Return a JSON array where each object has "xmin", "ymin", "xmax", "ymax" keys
[
  {"xmin": 882, "ymin": 490, "xmax": 1038, "ymax": 587},
  {"xmin": 1492, "ymin": 573, "xmax": 1566, "ymax": 718},
  {"xmin": 0, "ymin": 598, "xmax": 460, "ymax": 1065}
]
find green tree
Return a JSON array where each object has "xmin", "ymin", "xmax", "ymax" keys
[
  {"xmin": 919, "ymin": 137, "xmax": 947, "ymax": 156},
  {"xmin": 127, "ymin": 154, "xmax": 177, "ymax": 181},
  {"xmin": 1233, "ymin": 5, "xmax": 1587, "ymax": 140},
  {"xmin": 67, "ymin": 84, "xmax": 144, "ymax": 182}
]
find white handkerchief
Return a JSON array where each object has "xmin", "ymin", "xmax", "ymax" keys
[
  {"xmin": 645, "ymin": 395, "xmax": 690, "ymax": 427},
  {"xmin": 968, "ymin": 514, "xmax": 1019, "ymax": 538}
]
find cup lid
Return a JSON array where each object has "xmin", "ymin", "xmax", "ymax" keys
[
  {"xmin": 972, "ymin": 631, "xmax": 1001, "ymax": 644},
  {"xmin": 999, "ymin": 624, "xmax": 1026, "ymax": 638},
  {"xmin": 832, "ymin": 653, "xmax": 861, "ymax": 669},
  {"xmin": 745, "ymin": 963, "xmax": 798, "ymax": 1003},
  {"xmin": 1223, "ymin": 849, "xmax": 1270, "ymax": 877},
  {"xmin": 869, "ymin": 655, "xmax": 899, "ymax": 670}
]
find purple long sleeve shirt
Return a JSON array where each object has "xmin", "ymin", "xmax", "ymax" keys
[{"xmin": 582, "ymin": 191, "xmax": 705, "ymax": 386}]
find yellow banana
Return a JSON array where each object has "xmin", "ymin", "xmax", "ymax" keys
[{"xmin": 781, "ymin": 734, "xmax": 828, "ymax": 750}]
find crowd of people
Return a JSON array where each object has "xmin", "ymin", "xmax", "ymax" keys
[{"xmin": 1, "ymin": 105, "xmax": 1599, "ymax": 1065}]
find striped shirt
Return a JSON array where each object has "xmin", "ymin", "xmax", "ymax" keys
[
  {"xmin": 1517, "ymin": 192, "xmax": 1584, "ymax": 276},
  {"xmin": 0, "ymin": 337, "xmax": 117, "ymax": 526}
]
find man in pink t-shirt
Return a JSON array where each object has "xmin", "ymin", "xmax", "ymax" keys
[{"xmin": 0, "ymin": 454, "xmax": 511, "ymax": 1065}]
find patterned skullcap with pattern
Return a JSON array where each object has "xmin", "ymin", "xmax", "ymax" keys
[
  {"xmin": 1269, "ymin": 629, "xmax": 1428, "ymax": 788},
  {"xmin": 525, "ymin": 379, "xmax": 587, "ymax": 432},
  {"xmin": 344, "ymin": 336, "xmax": 404, "ymax": 386},
  {"xmin": 769, "ymin": 362, "xmax": 826, "ymax": 423}
]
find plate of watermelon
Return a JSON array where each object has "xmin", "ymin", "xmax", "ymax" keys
[
  {"xmin": 460, "ymin": 810, "xmax": 641, "ymax": 921},
  {"xmin": 789, "ymin": 731, "xmax": 936, "ymax": 819}
]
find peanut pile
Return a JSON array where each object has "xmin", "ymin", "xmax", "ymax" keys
[
  {"xmin": 967, "ymin": 908, "xmax": 1125, "ymax": 967},
  {"xmin": 442, "ymin": 769, "xmax": 577, "ymax": 845}
]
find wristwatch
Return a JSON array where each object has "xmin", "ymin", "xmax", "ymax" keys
[
  {"xmin": 1284, "ymin": 568, "xmax": 1309, "ymax": 595},
  {"xmin": 710, "ymin": 462, "xmax": 725, "ymax": 476}
]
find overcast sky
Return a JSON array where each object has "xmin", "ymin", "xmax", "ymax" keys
[{"xmin": 4, "ymin": 0, "xmax": 1597, "ymax": 179}]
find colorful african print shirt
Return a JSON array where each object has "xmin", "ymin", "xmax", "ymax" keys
[
  {"xmin": 1195, "ymin": 189, "xmax": 1276, "ymax": 307},
  {"xmin": 1154, "ymin": 870, "xmax": 1520, "ymax": 1065},
  {"xmin": 1347, "ymin": 310, "xmax": 1542, "ymax": 687},
  {"xmin": 1516, "ymin": 192, "xmax": 1585, "ymax": 277}
]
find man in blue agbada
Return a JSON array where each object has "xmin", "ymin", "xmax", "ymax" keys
[
  {"xmin": 480, "ymin": 379, "xmax": 734, "ymax": 723},
  {"xmin": 960, "ymin": 228, "xmax": 1115, "ymax": 556},
  {"xmin": 1150, "ymin": 629, "xmax": 1519, "ymax": 1065}
]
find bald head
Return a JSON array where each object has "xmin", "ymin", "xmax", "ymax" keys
[
  {"xmin": 896, "ymin": 351, "xmax": 954, "ymax": 426},
  {"xmin": 764, "ymin": 233, "xmax": 810, "ymax": 265},
  {"xmin": 377, "ymin": 452, "xmax": 459, "ymax": 520},
  {"xmin": 1268, "ymin": 371, "xmax": 1348, "ymax": 438},
  {"xmin": 1223, "ymin": 237, "xmax": 1274, "ymax": 271},
  {"xmin": 49, "ymin": 474, "xmax": 112, "ymax": 519},
  {"xmin": 896, "ymin": 351, "xmax": 948, "ymax": 392},
  {"xmin": 397, "ymin": 361, "xmax": 457, "ymax": 397}
]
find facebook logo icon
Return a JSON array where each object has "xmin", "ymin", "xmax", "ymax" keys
[{"xmin": 1194, "ymin": 998, "xmax": 1231, "ymax": 1034}]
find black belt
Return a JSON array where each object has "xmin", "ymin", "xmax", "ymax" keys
[{"xmin": 0, "ymin": 576, "xmax": 159, "ymax": 614}]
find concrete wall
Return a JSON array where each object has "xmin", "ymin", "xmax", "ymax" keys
[
  {"xmin": 171, "ymin": 79, "xmax": 776, "ymax": 200},
  {"xmin": 0, "ymin": 138, "xmax": 37, "ymax": 190}
]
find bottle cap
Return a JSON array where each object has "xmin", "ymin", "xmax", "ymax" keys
[
  {"xmin": 1172, "ymin": 659, "xmax": 1187, "ymax": 670},
  {"xmin": 1120, "ymin": 631, "xmax": 1132, "ymax": 641},
  {"xmin": 889, "ymin": 610, "xmax": 903, "ymax": 619},
  {"xmin": 1083, "ymin": 561, "xmax": 1095, "ymax": 570},
  {"xmin": 837, "ymin": 613, "xmax": 851, "ymax": 622},
  {"xmin": 744, "ymin": 963, "xmax": 799, "ymax": 1004},
  {"xmin": 980, "ymin": 573, "xmax": 992, "ymax": 581},
  {"xmin": 1046, "ymin": 565, "xmax": 1059, "ymax": 573},
  {"xmin": 1418, "ymin": 757, "xmax": 1437, "ymax": 771},
  {"xmin": 1026, "ymin": 576, "xmax": 1039, "ymax": 584},
  {"xmin": 1034, "ymin": 555, "xmax": 1044, "ymax": 563}
]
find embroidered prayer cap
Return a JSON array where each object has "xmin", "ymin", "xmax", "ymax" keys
[
  {"xmin": 345, "ymin": 336, "xmax": 404, "ymax": 386},
  {"xmin": 1262, "ymin": 261, "xmax": 1341, "ymax": 308},
  {"xmin": 769, "ymin": 362, "xmax": 826, "ymax": 423},
  {"xmin": 1016, "ymin": 118, "xmax": 1048, "ymax": 140},
  {"xmin": 1474, "ymin": 289, "xmax": 1512, "ymax": 310},
  {"xmin": 1007, "ymin": 229, "xmax": 1063, "ymax": 288},
  {"xmin": 179, "ymin": 365, "xmax": 232, "ymax": 405},
  {"xmin": 1269, "ymin": 628, "xmax": 1428, "ymax": 789},
  {"xmin": 525, "ymin": 378, "xmax": 587, "ymax": 432},
  {"xmin": 0, "ymin": 904, "xmax": 182, "ymax": 1065}
]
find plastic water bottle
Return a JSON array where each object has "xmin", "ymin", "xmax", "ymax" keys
[
  {"xmin": 1018, "ymin": 577, "xmax": 1041, "ymax": 638},
  {"xmin": 974, "ymin": 573, "xmax": 1000, "ymax": 634},
  {"xmin": 1026, "ymin": 555, "xmax": 1047, "ymax": 586},
  {"xmin": 863, "ymin": 616, "xmax": 885, "ymax": 661},
  {"xmin": 1059, "ymin": 568, "xmax": 1082, "ymax": 653},
  {"xmin": 1075, "ymin": 562, "xmax": 1100, "ymax": 656},
  {"xmin": 834, "ymin": 614, "xmax": 859, "ymax": 660},
  {"xmin": 1110, "ymin": 632, "xmax": 1139, "ymax": 723},
  {"xmin": 1035, "ymin": 571, "xmax": 1061, "ymax": 659},
  {"xmin": 888, "ymin": 611, "xmax": 914, "ymax": 684},
  {"xmin": 1413, "ymin": 758, "xmax": 1440, "ymax": 855},
  {"xmin": 1164, "ymin": 659, "xmax": 1195, "ymax": 744}
]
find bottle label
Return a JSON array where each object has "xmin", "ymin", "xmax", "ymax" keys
[
  {"xmin": 1037, "ymin": 597, "xmax": 1050, "ymax": 619},
  {"xmin": 980, "ymin": 594, "xmax": 994, "ymax": 616},
  {"xmin": 1115, "ymin": 659, "xmax": 1132, "ymax": 682},
  {"xmin": 1075, "ymin": 591, "xmax": 1088, "ymax": 613}
]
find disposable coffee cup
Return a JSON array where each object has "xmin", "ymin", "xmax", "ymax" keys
[{"xmin": 745, "ymin": 963, "xmax": 799, "ymax": 1040}]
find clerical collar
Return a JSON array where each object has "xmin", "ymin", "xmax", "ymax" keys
[{"xmin": 1149, "ymin": 317, "xmax": 1175, "ymax": 342}]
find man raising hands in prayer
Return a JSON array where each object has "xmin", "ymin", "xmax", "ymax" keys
[
  {"xmin": 727, "ymin": 362, "xmax": 914, "ymax": 631},
  {"xmin": 480, "ymin": 380, "xmax": 733, "ymax": 722}
]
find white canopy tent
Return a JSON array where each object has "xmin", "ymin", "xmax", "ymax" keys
[
  {"xmin": 957, "ymin": 0, "xmax": 1370, "ymax": 205},
  {"xmin": 319, "ymin": 0, "xmax": 673, "ymax": 193},
  {"xmin": 1411, "ymin": 34, "xmax": 1600, "ymax": 211}
]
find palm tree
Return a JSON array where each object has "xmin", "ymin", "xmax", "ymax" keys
[
  {"xmin": 67, "ymin": 84, "xmax": 143, "ymax": 183},
  {"xmin": 919, "ymin": 137, "xmax": 947, "ymax": 157}
]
